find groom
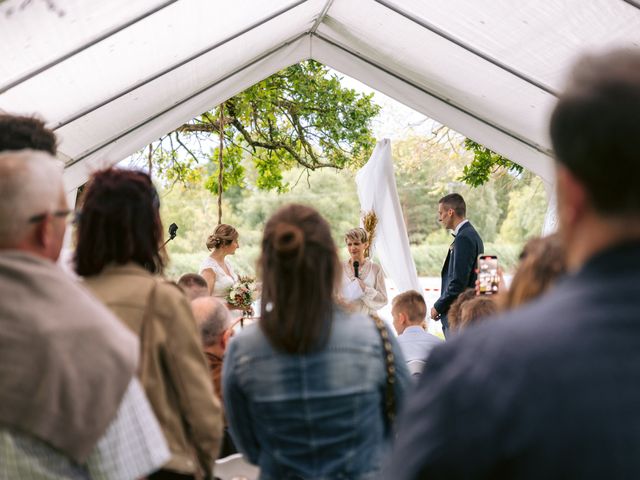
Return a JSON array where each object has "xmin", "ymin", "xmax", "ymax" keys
[{"xmin": 430, "ymin": 193, "xmax": 483, "ymax": 337}]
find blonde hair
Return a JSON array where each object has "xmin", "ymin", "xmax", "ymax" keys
[
  {"xmin": 206, "ymin": 224, "xmax": 238, "ymax": 250},
  {"xmin": 344, "ymin": 227, "xmax": 368, "ymax": 244},
  {"xmin": 501, "ymin": 234, "xmax": 566, "ymax": 310},
  {"xmin": 392, "ymin": 290, "xmax": 426, "ymax": 324}
]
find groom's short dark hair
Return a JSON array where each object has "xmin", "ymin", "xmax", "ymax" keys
[{"xmin": 439, "ymin": 193, "xmax": 466, "ymax": 218}]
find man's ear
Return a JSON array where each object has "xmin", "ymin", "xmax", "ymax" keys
[
  {"xmin": 34, "ymin": 214, "xmax": 51, "ymax": 250},
  {"xmin": 556, "ymin": 165, "xmax": 588, "ymax": 229},
  {"xmin": 220, "ymin": 327, "xmax": 234, "ymax": 350}
]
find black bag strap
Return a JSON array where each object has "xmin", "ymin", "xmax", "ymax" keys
[{"xmin": 371, "ymin": 314, "xmax": 396, "ymax": 428}]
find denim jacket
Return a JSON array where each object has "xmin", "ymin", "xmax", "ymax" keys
[{"xmin": 222, "ymin": 307, "xmax": 410, "ymax": 480}]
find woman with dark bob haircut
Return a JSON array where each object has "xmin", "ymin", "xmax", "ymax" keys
[
  {"xmin": 75, "ymin": 168, "xmax": 223, "ymax": 480},
  {"xmin": 222, "ymin": 204, "xmax": 410, "ymax": 480}
]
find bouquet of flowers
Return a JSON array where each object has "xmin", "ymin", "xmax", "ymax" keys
[{"xmin": 226, "ymin": 276, "xmax": 256, "ymax": 316}]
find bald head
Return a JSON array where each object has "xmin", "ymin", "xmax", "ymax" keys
[
  {"xmin": 0, "ymin": 150, "xmax": 65, "ymax": 255},
  {"xmin": 191, "ymin": 296, "xmax": 232, "ymax": 348}
]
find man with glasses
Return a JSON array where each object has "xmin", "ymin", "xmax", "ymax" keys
[{"xmin": 0, "ymin": 149, "xmax": 170, "ymax": 479}]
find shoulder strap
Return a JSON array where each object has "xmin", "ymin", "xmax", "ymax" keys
[
  {"xmin": 137, "ymin": 281, "xmax": 159, "ymax": 383},
  {"xmin": 370, "ymin": 314, "xmax": 396, "ymax": 429}
]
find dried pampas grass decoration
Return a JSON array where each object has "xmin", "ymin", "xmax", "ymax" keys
[{"xmin": 362, "ymin": 210, "xmax": 378, "ymax": 258}]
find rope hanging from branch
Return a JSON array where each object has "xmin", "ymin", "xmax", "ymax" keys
[{"xmin": 217, "ymin": 102, "xmax": 224, "ymax": 225}]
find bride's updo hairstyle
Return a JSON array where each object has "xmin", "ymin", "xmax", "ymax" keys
[
  {"xmin": 206, "ymin": 224, "xmax": 238, "ymax": 250},
  {"xmin": 259, "ymin": 204, "xmax": 339, "ymax": 354}
]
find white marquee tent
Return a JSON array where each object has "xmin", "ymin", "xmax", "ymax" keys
[{"xmin": 1, "ymin": 0, "xmax": 640, "ymax": 197}]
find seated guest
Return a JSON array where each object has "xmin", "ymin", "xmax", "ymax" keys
[
  {"xmin": 223, "ymin": 204, "xmax": 410, "ymax": 480},
  {"xmin": 500, "ymin": 233, "xmax": 567, "ymax": 311},
  {"xmin": 391, "ymin": 290, "xmax": 442, "ymax": 373},
  {"xmin": 191, "ymin": 296, "xmax": 237, "ymax": 458},
  {"xmin": 76, "ymin": 168, "xmax": 223, "ymax": 480},
  {"xmin": 341, "ymin": 227, "xmax": 388, "ymax": 315},
  {"xmin": 459, "ymin": 296, "xmax": 498, "ymax": 331},
  {"xmin": 191, "ymin": 297, "xmax": 233, "ymax": 409},
  {"xmin": 178, "ymin": 272, "xmax": 210, "ymax": 300},
  {"xmin": 0, "ymin": 151, "xmax": 169, "ymax": 479},
  {"xmin": 445, "ymin": 287, "xmax": 476, "ymax": 333}
]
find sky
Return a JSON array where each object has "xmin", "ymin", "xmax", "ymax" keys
[{"xmin": 335, "ymin": 69, "xmax": 445, "ymax": 141}]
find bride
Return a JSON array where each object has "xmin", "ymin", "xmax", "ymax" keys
[
  {"xmin": 341, "ymin": 227, "xmax": 388, "ymax": 315},
  {"xmin": 199, "ymin": 224, "xmax": 239, "ymax": 304}
]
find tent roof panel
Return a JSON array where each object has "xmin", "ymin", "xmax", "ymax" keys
[
  {"xmin": 1, "ymin": 0, "xmax": 638, "ymax": 190},
  {"xmin": 389, "ymin": 0, "xmax": 640, "ymax": 89},
  {"xmin": 1, "ymin": 0, "xmax": 310, "ymax": 123},
  {"xmin": 61, "ymin": 37, "xmax": 309, "ymax": 190},
  {"xmin": 320, "ymin": 0, "xmax": 557, "ymax": 150},
  {"xmin": 0, "ymin": 0, "xmax": 174, "ymax": 92},
  {"xmin": 311, "ymin": 35, "xmax": 554, "ymax": 185}
]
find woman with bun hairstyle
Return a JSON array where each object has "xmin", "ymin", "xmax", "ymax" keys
[
  {"xmin": 199, "ymin": 224, "xmax": 239, "ymax": 301},
  {"xmin": 222, "ymin": 204, "xmax": 410, "ymax": 480}
]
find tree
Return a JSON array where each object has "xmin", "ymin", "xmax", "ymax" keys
[
  {"xmin": 147, "ymin": 60, "xmax": 380, "ymax": 194},
  {"xmin": 459, "ymin": 138, "xmax": 523, "ymax": 187}
]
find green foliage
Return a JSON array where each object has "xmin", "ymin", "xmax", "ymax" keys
[
  {"xmin": 410, "ymin": 242, "xmax": 523, "ymax": 276},
  {"xmin": 160, "ymin": 167, "xmax": 362, "ymax": 280},
  {"xmin": 392, "ymin": 135, "xmax": 506, "ymax": 243},
  {"xmin": 459, "ymin": 139, "xmax": 524, "ymax": 187},
  {"xmin": 153, "ymin": 60, "xmax": 380, "ymax": 193},
  {"xmin": 498, "ymin": 178, "xmax": 548, "ymax": 243},
  {"xmin": 159, "ymin": 135, "xmax": 550, "ymax": 281}
]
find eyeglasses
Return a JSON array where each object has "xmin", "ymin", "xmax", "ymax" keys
[{"xmin": 28, "ymin": 209, "xmax": 73, "ymax": 224}]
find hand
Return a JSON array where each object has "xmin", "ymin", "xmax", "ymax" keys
[
  {"xmin": 430, "ymin": 307, "xmax": 440, "ymax": 321},
  {"xmin": 357, "ymin": 278, "xmax": 366, "ymax": 291}
]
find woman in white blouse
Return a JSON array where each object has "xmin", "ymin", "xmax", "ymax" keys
[
  {"xmin": 199, "ymin": 224, "xmax": 239, "ymax": 302},
  {"xmin": 341, "ymin": 227, "xmax": 388, "ymax": 316}
]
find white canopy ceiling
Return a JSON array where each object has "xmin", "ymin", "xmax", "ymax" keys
[{"xmin": 1, "ymin": 0, "xmax": 639, "ymax": 190}]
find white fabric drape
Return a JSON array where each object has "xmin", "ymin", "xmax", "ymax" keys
[{"xmin": 355, "ymin": 139, "xmax": 421, "ymax": 296}]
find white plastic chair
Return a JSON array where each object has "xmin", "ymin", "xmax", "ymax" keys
[
  {"xmin": 407, "ymin": 359, "xmax": 426, "ymax": 377},
  {"xmin": 214, "ymin": 453, "xmax": 260, "ymax": 480}
]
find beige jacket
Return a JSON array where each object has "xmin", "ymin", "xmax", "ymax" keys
[
  {"xmin": 0, "ymin": 251, "xmax": 138, "ymax": 463},
  {"xmin": 85, "ymin": 263, "xmax": 222, "ymax": 477}
]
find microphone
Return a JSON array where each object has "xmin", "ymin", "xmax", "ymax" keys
[
  {"xmin": 160, "ymin": 223, "xmax": 179, "ymax": 250},
  {"xmin": 168, "ymin": 223, "xmax": 178, "ymax": 240},
  {"xmin": 353, "ymin": 260, "xmax": 359, "ymax": 279}
]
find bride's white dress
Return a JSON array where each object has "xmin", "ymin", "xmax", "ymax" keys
[{"xmin": 199, "ymin": 256, "xmax": 238, "ymax": 301}]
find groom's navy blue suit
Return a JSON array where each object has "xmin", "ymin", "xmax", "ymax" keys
[{"xmin": 434, "ymin": 221, "xmax": 483, "ymax": 334}]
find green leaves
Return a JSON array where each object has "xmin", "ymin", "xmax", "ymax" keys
[
  {"xmin": 157, "ymin": 60, "xmax": 380, "ymax": 192},
  {"xmin": 459, "ymin": 139, "xmax": 523, "ymax": 187}
]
